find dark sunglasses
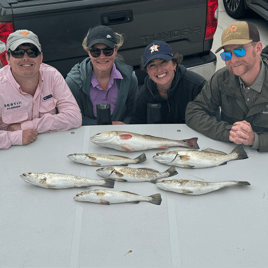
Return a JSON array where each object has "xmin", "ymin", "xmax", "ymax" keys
[
  {"xmin": 220, "ymin": 47, "xmax": 247, "ymax": 61},
  {"xmin": 89, "ymin": 47, "xmax": 114, "ymax": 58},
  {"xmin": 9, "ymin": 47, "xmax": 40, "ymax": 58}
]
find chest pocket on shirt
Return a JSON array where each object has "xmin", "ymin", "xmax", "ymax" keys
[
  {"xmin": 2, "ymin": 111, "xmax": 29, "ymax": 124},
  {"xmin": 39, "ymin": 98, "xmax": 57, "ymax": 116}
]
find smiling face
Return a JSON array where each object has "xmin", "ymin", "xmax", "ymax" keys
[
  {"xmin": 6, "ymin": 43, "xmax": 43, "ymax": 80},
  {"xmin": 146, "ymin": 58, "xmax": 177, "ymax": 90},
  {"xmin": 224, "ymin": 42, "xmax": 262, "ymax": 80},
  {"xmin": 88, "ymin": 43, "xmax": 118, "ymax": 75}
]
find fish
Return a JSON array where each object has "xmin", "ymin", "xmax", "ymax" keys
[
  {"xmin": 67, "ymin": 152, "xmax": 146, "ymax": 166},
  {"xmin": 74, "ymin": 189, "xmax": 162, "ymax": 205},
  {"xmin": 90, "ymin": 131, "xmax": 199, "ymax": 152},
  {"xmin": 20, "ymin": 172, "xmax": 115, "ymax": 189},
  {"xmin": 154, "ymin": 179, "xmax": 251, "ymax": 195},
  {"xmin": 96, "ymin": 166, "xmax": 178, "ymax": 182},
  {"xmin": 153, "ymin": 144, "xmax": 248, "ymax": 168}
]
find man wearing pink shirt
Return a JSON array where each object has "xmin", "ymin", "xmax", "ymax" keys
[{"xmin": 0, "ymin": 30, "xmax": 82, "ymax": 149}]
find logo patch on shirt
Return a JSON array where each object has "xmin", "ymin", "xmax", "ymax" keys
[
  {"xmin": 43, "ymin": 94, "xmax": 53, "ymax": 101},
  {"xmin": 4, "ymin": 101, "xmax": 22, "ymax": 110}
]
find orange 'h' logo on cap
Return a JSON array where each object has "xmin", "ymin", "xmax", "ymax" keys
[{"xmin": 20, "ymin": 31, "xmax": 29, "ymax": 37}]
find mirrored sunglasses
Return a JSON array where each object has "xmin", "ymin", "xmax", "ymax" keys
[
  {"xmin": 89, "ymin": 47, "xmax": 114, "ymax": 58},
  {"xmin": 220, "ymin": 47, "xmax": 247, "ymax": 61},
  {"xmin": 9, "ymin": 47, "xmax": 40, "ymax": 58}
]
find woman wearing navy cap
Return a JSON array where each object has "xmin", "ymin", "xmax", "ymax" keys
[
  {"xmin": 66, "ymin": 25, "xmax": 138, "ymax": 125},
  {"xmin": 131, "ymin": 40, "xmax": 206, "ymax": 124}
]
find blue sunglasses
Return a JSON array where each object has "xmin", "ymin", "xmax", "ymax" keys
[{"xmin": 220, "ymin": 47, "xmax": 247, "ymax": 61}]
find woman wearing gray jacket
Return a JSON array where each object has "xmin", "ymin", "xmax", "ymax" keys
[{"xmin": 66, "ymin": 25, "xmax": 138, "ymax": 125}]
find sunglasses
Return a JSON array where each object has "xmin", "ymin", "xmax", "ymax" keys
[
  {"xmin": 9, "ymin": 47, "xmax": 40, "ymax": 58},
  {"xmin": 220, "ymin": 47, "xmax": 247, "ymax": 61},
  {"xmin": 89, "ymin": 47, "xmax": 114, "ymax": 58}
]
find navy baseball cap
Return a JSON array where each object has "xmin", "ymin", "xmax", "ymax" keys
[
  {"xmin": 87, "ymin": 25, "xmax": 117, "ymax": 49},
  {"xmin": 143, "ymin": 40, "xmax": 173, "ymax": 67}
]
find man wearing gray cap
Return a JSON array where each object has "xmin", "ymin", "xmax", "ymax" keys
[
  {"xmin": 0, "ymin": 30, "xmax": 82, "ymax": 150},
  {"xmin": 186, "ymin": 21, "xmax": 268, "ymax": 152}
]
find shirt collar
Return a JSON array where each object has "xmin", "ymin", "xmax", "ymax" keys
[
  {"xmin": 239, "ymin": 61, "xmax": 265, "ymax": 93},
  {"xmin": 91, "ymin": 63, "xmax": 123, "ymax": 88}
]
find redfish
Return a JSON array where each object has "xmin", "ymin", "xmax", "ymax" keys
[{"xmin": 90, "ymin": 131, "xmax": 199, "ymax": 152}]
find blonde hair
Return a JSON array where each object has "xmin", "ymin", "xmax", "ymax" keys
[{"xmin": 82, "ymin": 29, "xmax": 124, "ymax": 62}]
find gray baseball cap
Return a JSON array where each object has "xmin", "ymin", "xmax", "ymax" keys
[{"xmin": 6, "ymin": 30, "xmax": 42, "ymax": 52}]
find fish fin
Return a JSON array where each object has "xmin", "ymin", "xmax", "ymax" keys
[
  {"xmin": 230, "ymin": 145, "xmax": 248, "ymax": 160},
  {"xmin": 183, "ymin": 137, "xmax": 199, "ymax": 149},
  {"xmin": 114, "ymin": 155, "xmax": 129, "ymax": 159},
  {"xmin": 87, "ymin": 155, "xmax": 97, "ymax": 161},
  {"xmin": 182, "ymin": 189, "xmax": 193, "ymax": 194},
  {"xmin": 115, "ymin": 171, "xmax": 124, "ymax": 177},
  {"xmin": 148, "ymin": 193, "xmax": 162, "ymax": 205},
  {"xmin": 102, "ymin": 179, "xmax": 115, "ymax": 188},
  {"xmin": 183, "ymin": 164, "xmax": 195, "ymax": 169},
  {"xmin": 117, "ymin": 179, "xmax": 128, "ymax": 182},
  {"xmin": 122, "ymin": 191, "xmax": 139, "ymax": 195},
  {"xmin": 237, "ymin": 181, "xmax": 251, "ymax": 186},
  {"xmin": 165, "ymin": 166, "xmax": 178, "ymax": 177},
  {"xmin": 158, "ymin": 145, "xmax": 169, "ymax": 149},
  {"xmin": 150, "ymin": 179, "xmax": 158, "ymax": 184},
  {"xmin": 219, "ymin": 162, "xmax": 227, "ymax": 166},
  {"xmin": 120, "ymin": 134, "xmax": 133, "ymax": 140},
  {"xmin": 138, "ymin": 168, "xmax": 158, "ymax": 172},
  {"xmin": 135, "ymin": 153, "xmax": 147, "ymax": 163},
  {"xmin": 129, "ymin": 201, "xmax": 140, "ymax": 204},
  {"xmin": 179, "ymin": 155, "xmax": 191, "ymax": 161},
  {"xmin": 91, "ymin": 162, "xmax": 100, "ymax": 166},
  {"xmin": 100, "ymin": 199, "xmax": 110, "ymax": 205},
  {"xmin": 202, "ymin": 148, "xmax": 227, "ymax": 155},
  {"xmin": 123, "ymin": 147, "xmax": 133, "ymax": 152}
]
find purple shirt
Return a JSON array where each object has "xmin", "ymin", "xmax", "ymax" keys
[{"xmin": 90, "ymin": 64, "xmax": 123, "ymax": 117}]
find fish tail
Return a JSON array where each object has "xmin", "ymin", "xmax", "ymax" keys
[
  {"xmin": 166, "ymin": 166, "xmax": 178, "ymax": 177},
  {"xmin": 236, "ymin": 181, "xmax": 251, "ymax": 186},
  {"xmin": 148, "ymin": 193, "xmax": 162, "ymax": 205},
  {"xmin": 135, "ymin": 153, "xmax": 147, "ymax": 163},
  {"xmin": 231, "ymin": 145, "xmax": 248, "ymax": 160},
  {"xmin": 102, "ymin": 179, "xmax": 115, "ymax": 188},
  {"xmin": 183, "ymin": 137, "xmax": 199, "ymax": 149}
]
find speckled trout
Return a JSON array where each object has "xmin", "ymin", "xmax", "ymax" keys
[
  {"xmin": 20, "ymin": 172, "xmax": 115, "ymax": 189},
  {"xmin": 67, "ymin": 152, "xmax": 146, "ymax": 166},
  {"xmin": 154, "ymin": 179, "xmax": 250, "ymax": 195},
  {"xmin": 153, "ymin": 145, "xmax": 248, "ymax": 168},
  {"xmin": 96, "ymin": 166, "xmax": 177, "ymax": 182},
  {"xmin": 74, "ymin": 189, "xmax": 162, "ymax": 205},
  {"xmin": 90, "ymin": 131, "xmax": 199, "ymax": 152}
]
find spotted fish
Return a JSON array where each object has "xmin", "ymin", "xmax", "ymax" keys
[
  {"xmin": 153, "ymin": 145, "xmax": 248, "ymax": 168},
  {"xmin": 96, "ymin": 166, "xmax": 177, "ymax": 182},
  {"xmin": 154, "ymin": 179, "xmax": 250, "ymax": 195},
  {"xmin": 20, "ymin": 172, "xmax": 115, "ymax": 189},
  {"xmin": 67, "ymin": 152, "xmax": 146, "ymax": 166},
  {"xmin": 74, "ymin": 189, "xmax": 162, "ymax": 205}
]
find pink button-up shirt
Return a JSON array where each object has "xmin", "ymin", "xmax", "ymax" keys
[{"xmin": 0, "ymin": 63, "xmax": 82, "ymax": 149}]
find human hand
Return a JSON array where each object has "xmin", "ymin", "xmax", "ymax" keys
[
  {"xmin": 7, "ymin": 123, "xmax": 22, "ymax": 131},
  {"xmin": 22, "ymin": 129, "xmax": 38, "ymax": 145},
  {"xmin": 229, "ymin": 120, "xmax": 255, "ymax": 146},
  {"xmin": 112, "ymin": 121, "xmax": 125, "ymax": 125}
]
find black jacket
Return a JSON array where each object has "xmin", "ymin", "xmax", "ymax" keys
[{"xmin": 131, "ymin": 65, "xmax": 206, "ymax": 124}]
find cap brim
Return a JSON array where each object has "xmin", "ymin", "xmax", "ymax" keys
[
  {"xmin": 9, "ymin": 38, "xmax": 41, "ymax": 52},
  {"xmin": 215, "ymin": 39, "xmax": 253, "ymax": 53},
  {"xmin": 87, "ymin": 39, "xmax": 115, "ymax": 49},
  {"xmin": 144, "ymin": 54, "xmax": 173, "ymax": 67}
]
